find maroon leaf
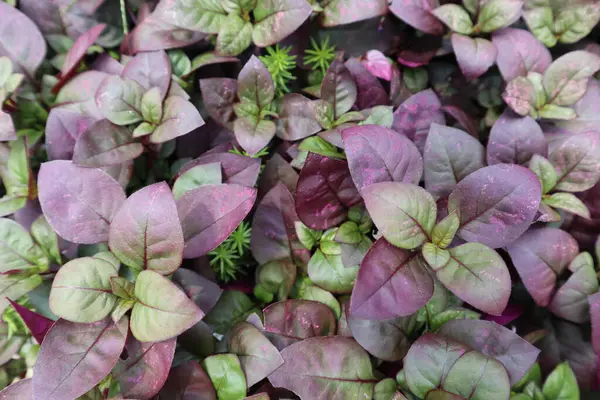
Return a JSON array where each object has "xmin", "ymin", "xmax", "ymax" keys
[
  {"xmin": 347, "ymin": 312, "xmax": 413, "ymax": 361},
  {"xmin": 159, "ymin": 360, "xmax": 217, "ymax": 400},
  {"xmin": 0, "ymin": 378, "xmax": 31, "ymax": 399},
  {"xmin": 150, "ymin": 95, "xmax": 205, "ymax": 143},
  {"xmin": 321, "ymin": 61, "xmax": 357, "ymax": 119},
  {"xmin": 38, "ymin": 161, "xmax": 126, "ymax": 244},
  {"xmin": 200, "ymin": 78, "xmax": 238, "ymax": 127},
  {"xmin": 350, "ymin": 238, "xmax": 433, "ymax": 320},
  {"xmin": 121, "ymin": 50, "xmax": 172, "ymax": 100},
  {"xmin": 8, "ymin": 299, "xmax": 54, "ymax": 345},
  {"xmin": 58, "ymin": 24, "xmax": 105, "ymax": 85},
  {"xmin": 448, "ymin": 164, "xmax": 542, "ymax": 249},
  {"xmin": 321, "ymin": 0, "xmax": 388, "ymax": 27},
  {"xmin": 438, "ymin": 319, "xmax": 541, "ymax": 385},
  {"xmin": 275, "ymin": 94, "xmax": 321, "ymax": 141},
  {"xmin": 343, "ymin": 125, "xmax": 423, "ymax": 191},
  {"xmin": 451, "ymin": 34, "xmax": 497, "ymax": 80},
  {"xmin": 486, "ymin": 110, "xmax": 547, "ymax": 166},
  {"xmin": 506, "ymin": 227, "xmax": 579, "ymax": 307},
  {"xmin": 73, "ymin": 119, "xmax": 144, "ymax": 167},
  {"xmin": 548, "ymin": 260, "xmax": 598, "ymax": 324},
  {"xmin": 259, "ymin": 153, "xmax": 299, "ymax": 196},
  {"xmin": 109, "ymin": 182, "xmax": 184, "ymax": 274},
  {"xmin": 33, "ymin": 317, "xmax": 128, "ymax": 400},
  {"xmin": 345, "ymin": 58, "xmax": 388, "ymax": 109},
  {"xmin": 178, "ymin": 152, "xmax": 261, "ymax": 187},
  {"xmin": 441, "ymin": 105, "xmax": 479, "ymax": 138},
  {"xmin": 45, "ymin": 108, "xmax": 95, "ymax": 161},
  {"xmin": 114, "ymin": 337, "xmax": 176, "ymax": 399},
  {"xmin": 251, "ymin": 182, "xmax": 310, "ymax": 267},
  {"xmin": 424, "ymin": 123, "xmax": 485, "ymax": 198},
  {"xmin": 177, "ymin": 184, "xmax": 257, "ymax": 258},
  {"xmin": 389, "ymin": 0, "xmax": 444, "ymax": 36},
  {"xmin": 392, "ymin": 89, "xmax": 446, "ymax": 153},
  {"xmin": 172, "ymin": 268, "xmax": 223, "ymax": 313},
  {"xmin": 492, "ymin": 28, "xmax": 552, "ymax": 82},
  {"xmin": 295, "ymin": 153, "xmax": 361, "ymax": 230}
]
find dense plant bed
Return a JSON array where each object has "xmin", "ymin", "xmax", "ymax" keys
[{"xmin": 0, "ymin": 0, "xmax": 600, "ymax": 399}]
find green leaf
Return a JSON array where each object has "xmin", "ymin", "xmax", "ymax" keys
[
  {"xmin": 432, "ymin": 5, "xmax": 474, "ymax": 35},
  {"xmin": 163, "ymin": 0, "xmax": 228, "ymax": 34},
  {"xmin": 132, "ymin": 122, "xmax": 155, "ymax": 138},
  {"xmin": 312, "ymin": 100, "xmax": 334, "ymax": 130},
  {"xmin": 476, "ymin": 0, "xmax": 523, "ymax": 32},
  {"xmin": 223, "ymin": 0, "xmax": 257, "ymax": 14},
  {"xmin": 362, "ymin": 182, "xmax": 437, "ymax": 249},
  {"xmin": 141, "ymin": 87, "xmax": 163, "ymax": 124},
  {"xmin": 523, "ymin": 6, "xmax": 556, "ymax": 47},
  {"xmin": 429, "ymin": 308, "xmax": 480, "ymax": 331},
  {"xmin": 0, "ymin": 57, "xmax": 12, "ymax": 86},
  {"xmin": 1, "ymin": 138, "xmax": 30, "ymax": 203},
  {"xmin": 308, "ymin": 249, "xmax": 358, "ymax": 294},
  {"xmin": 432, "ymin": 243, "xmax": 510, "ymax": 316},
  {"xmin": 255, "ymin": 259, "xmax": 296, "ymax": 301},
  {"xmin": 0, "ymin": 274, "xmax": 42, "ymax": 313},
  {"xmin": 228, "ymin": 321, "xmax": 283, "ymax": 387},
  {"xmin": 529, "ymin": 154, "xmax": 557, "ymax": 194},
  {"xmin": 348, "ymin": 204, "xmax": 373, "ymax": 234},
  {"xmin": 431, "ymin": 212, "xmax": 459, "ymax": 249},
  {"xmin": 252, "ymin": 0, "xmax": 313, "ymax": 48},
  {"xmin": 543, "ymin": 193, "xmax": 590, "ymax": 219},
  {"xmin": 335, "ymin": 111, "xmax": 364, "ymax": 125},
  {"xmin": 96, "ymin": 76, "xmax": 145, "ymax": 126},
  {"xmin": 568, "ymin": 251, "xmax": 593, "ymax": 272},
  {"xmin": 554, "ymin": 4, "xmax": 600, "ymax": 44},
  {"xmin": 542, "ymin": 363, "xmax": 579, "ymax": 400},
  {"xmin": 111, "ymin": 298, "xmax": 135, "ymax": 323},
  {"xmin": 422, "ymin": 243, "xmax": 451, "ymax": 270},
  {"xmin": 30, "ymin": 215, "xmax": 61, "ymax": 266},
  {"xmin": 443, "ymin": 350, "xmax": 510, "ymax": 399},
  {"xmin": 201, "ymin": 354, "xmax": 247, "ymax": 399},
  {"xmin": 109, "ymin": 277, "xmax": 135, "ymax": 299},
  {"xmin": 49, "ymin": 257, "xmax": 118, "ymax": 323},
  {"xmin": 374, "ymin": 378, "xmax": 399, "ymax": 400},
  {"xmin": 524, "ymin": 381, "xmax": 545, "ymax": 400},
  {"xmin": 513, "ymin": 362, "xmax": 542, "ymax": 392},
  {"xmin": 543, "ymin": 51, "xmax": 600, "ymax": 106},
  {"xmin": 298, "ymin": 137, "xmax": 346, "ymax": 159},
  {"xmin": 549, "ymin": 132, "xmax": 600, "ymax": 192},
  {"xmin": 130, "ymin": 270, "xmax": 204, "ymax": 342},
  {"xmin": 335, "ymin": 221, "xmax": 362, "ymax": 244},
  {"xmin": 403, "ymin": 68, "xmax": 428, "ymax": 94},
  {"xmin": 299, "ymin": 284, "xmax": 341, "ymax": 319},
  {"xmin": 537, "ymin": 104, "xmax": 576, "ymax": 120},
  {"xmin": 216, "ymin": 14, "xmax": 253, "ymax": 57},
  {"xmin": 173, "ymin": 162, "xmax": 222, "ymax": 200},
  {"xmin": 93, "ymin": 251, "xmax": 121, "ymax": 270},
  {"xmin": 204, "ymin": 290, "xmax": 256, "ymax": 334},
  {"xmin": 168, "ymin": 50, "xmax": 192, "ymax": 77},
  {"xmin": 360, "ymin": 106, "xmax": 393, "ymax": 128},
  {"xmin": 294, "ymin": 221, "xmax": 322, "ymax": 250},
  {"xmin": 0, "ymin": 218, "xmax": 48, "ymax": 274},
  {"xmin": 527, "ymin": 72, "xmax": 546, "ymax": 109}
]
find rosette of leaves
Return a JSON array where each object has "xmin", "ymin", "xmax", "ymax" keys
[
  {"xmin": 523, "ymin": 0, "xmax": 600, "ymax": 47},
  {"xmin": 502, "ymin": 50, "xmax": 600, "ymax": 120},
  {"xmin": 428, "ymin": 0, "xmax": 524, "ymax": 79},
  {"xmin": 153, "ymin": 0, "xmax": 313, "ymax": 56},
  {"xmin": 0, "ymin": 138, "xmax": 35, "ymax": 216}
]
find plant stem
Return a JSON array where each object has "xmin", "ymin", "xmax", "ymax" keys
[{"xmin": 120, "ymin": 0, "xmax": 129, "ymax": 35}]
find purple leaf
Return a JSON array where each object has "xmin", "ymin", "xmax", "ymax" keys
[
  {"xmin": 114, "ymin": 337, "xmax": 176, "ymax": 399},
  {"xmin": 55, "ymin": 70, "xmax": 110, "ymax": 119},
  {"xmin": 321, "ymin": 61, "xmax": 357, "ymax": 119},
  {"xmin": 320, "ymin": 0, "xmax": 388, "ymax": 27},
  {"xmin": 548, "ymin": 132, "xmax": 600, "ymax": 192},
  {"xmin": 424, "ymin": 123, "xmax": 485, "ymax": 198},
  {"xmin": 268, "ymin": 337, "xmax": 378, "ymax": 399},
  {"xmin": 172, "ymin": 268, "xmax": 223, "ymax": 313},
  {"xmin": 263, "ymin": 300, "xmax": 336, "ymax": 348},
  {"xmin": 350, "ymin": 238, "xmax": 433, "ymax": 320},
  {"xmin": 0, "ymin": 111, "xmax": 16, "ymax": 142},
  {"xmin": 234, "ymin": 117, "xmax": 276, "ymax": 157},
  {"xmin": 177, "ymin": 184, "xmax": 257, "ymax": 258},
  {"xmin": 252, "ymin": 0, "xmax": 313, "ymax": 47},
  {"xmin": 438, "ymin": 319, "xmax": 541, "ymax": 385},
  {"xmin": 343, "ymin": 125, "xmax": 423, "ymax": 192},
  {"xmin": 200, "ymin": 78, "xmax": 237, "ymax": 127},
  {"xmin": 347, "ymin": 313, "xmax": 412, "ymax": 361},
  {"xmin": 73, "ymin": 119, "xmax": 144, "ymax": 167},
  {"xmin": 0, "ymin": 2, "xmax": 46, "ymax": 76},
  {"xmin": 58, "ymin": 24, "xmax": 105, "ymax": 82},
  {"xmin": 345, "ymin": 58, "xmax": 388, "ymax": 109},
  {"xmin": 295, "ymin": 153, "xmax": 361, "ymax": 230},
  {"xmin": 45, "ymin": 108, "xmax": 95, "ymax": 161},
  {"xmin": 451, "ymin": 34, "xmax": 497, "ymax": 80},
  {"xmin": 447, "ymin": 164, "xmax": 542, "ymax": 249},
  {"xmin": 238, "ymin": 55, "xmax": 275, "ymax": 109},
  {"xmin": 38, "ymin": 161, "xmax": 126, "ymax": 244},
  {"xmin": 275, "ymin": 94, "xmax": 321, "ymax": 141},
  {"xmin": 251, "ymin": 182, "xmax": 310, "ymax": 267},
  {"xmin": 229, "ymin": 321, "xmax": 284, "ymax": 387},
  {"xmin": 8, "ymin": 299, "xmax": 54, "ymax": 345},
  {"xmin": 361, "ymin": 50, "xmax": 393, "ymax": 81},
  {"xmin": 122, "ymin": 50, "xmax": 172, "ymax": 100},
  {"xmin": 259, "ymin": 153, "xmax": 299, "ymax": 196},
  {"xmin": 389, "ymin": 0, "xmax": 444, "ymax": 36},
  {"xmin": 548, "ymin": 260, "xmax": 598, "ymax": 323},
  {"xmin": 33, "ymin": 317, "xmax": 128, "ymax": 400},
  {"xmin": 109, "ymin": 182, "xmax": 183, "ymax": 275},
  {"xmin": 392, "ymin": 89, "xmax": 446, "ymax": 153},
  {"xmin": 506, "ymin": 227, "xmax": 579, "ymax": 306},
  {"xmin": 486, "ymin": 110, "xmax": 547, "ymax": 166},
  {"xmin": 150, "ymin": 95, "xmax": 205, "ymax": 143},
  {"xmin": 502, "ymin": 76, "xmax": 536, "ymax": 117},
  {"xmin": 0, "ymin": 378, "xmax": 31, "ymax": 399},
  {"xmin": 482, "ymin": 302, "xmax": 524, "ymax": 326},
  {"xmin": 492, "ymin": 28, "xmax": 552, "ymax": 82},
  {"xmin": 159, "ymin": 360, "xmax": 217, "ymax": 400},
  {"xmin": 92, "ymin": 53, "xmax": 124, "ymax": 75},
  {"xmin": 178, "ymin": 152, "xmax": 261, "ymax": 188},
  {"xmin": 589, "ymin": 292, "xmax": 600, "ymax": 354},
  {"xmin": 441, "ymin": 105, "xmax": 479, "ymax": 138}
]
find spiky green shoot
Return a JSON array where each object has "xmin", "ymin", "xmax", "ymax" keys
[
  {"xmin": 304, "ymin": 36, "xmax": 336, "ymax": 75},
  {"xmin": 260, "ymin": 45, "xmax": 297, "ymax": 97}
]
